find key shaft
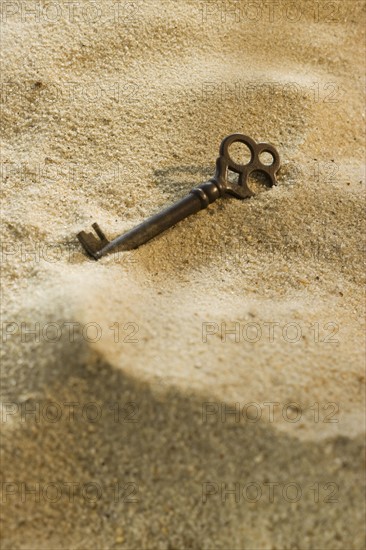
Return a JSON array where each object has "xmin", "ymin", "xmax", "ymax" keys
[{"xmin": 79, "ymin": 179, "xmax": 225, "ymax": 259}]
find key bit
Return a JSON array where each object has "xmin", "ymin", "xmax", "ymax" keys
[{"xmin": 77, "ymin": 133, "xmax": 280, "ymax": 260}]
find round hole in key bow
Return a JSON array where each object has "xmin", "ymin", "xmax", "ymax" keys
[
  {"xmin": 228, "ymin": 141, "xmax": 252, "ymax": 166},
  {"xmin": 259, "ymin": 151, "xmax": 275, "ymax": 166}
]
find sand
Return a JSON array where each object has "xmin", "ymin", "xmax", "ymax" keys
[{"xmin": 1, "ymin": 0, "xmax": 365, "ymax": 548}]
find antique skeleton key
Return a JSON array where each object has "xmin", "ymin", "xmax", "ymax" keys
[{"xmin": 77, "ymin": 134, "xmax": 280, "ymax": 260}]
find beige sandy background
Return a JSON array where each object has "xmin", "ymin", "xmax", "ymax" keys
[{"xmin": 1, "ymin": 0, "xmax": 365, "ymax": 548}]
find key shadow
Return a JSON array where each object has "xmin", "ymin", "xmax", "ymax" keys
[
  {"xmin": 153, "ymin": 164, "xmax": 215, "ymax": 199},
  {"xmin": 125, "ymin": 163, "xmax": 281, "ymax": 279}
]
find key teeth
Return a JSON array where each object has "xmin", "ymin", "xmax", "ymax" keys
[
  {"xmin": 92, "ymin": 222, "xmax": 107, "ymax": 241},
  {"xmin": 77, "ymin": 223, "xmax": 110, "ymax": 260}
]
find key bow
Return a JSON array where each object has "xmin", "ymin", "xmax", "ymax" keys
[{"xmin": 216, "ymin": 133, "xmax": 280, "ymax": 198}]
